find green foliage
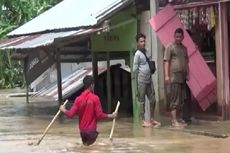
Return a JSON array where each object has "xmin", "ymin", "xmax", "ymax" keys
[
  {"xmin": 0, "ymin": 0, "xmax": 60, "ymax": 88},
  {"xmin": 0, "ymin": 50, "xmax": 24, "ymax": 88},
  {"xmin": 0, "ymin": 0, "xmax": 60, "ymax": 37}
]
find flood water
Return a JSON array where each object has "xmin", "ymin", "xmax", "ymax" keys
[{"xmin": 0, "ymin": 89, "xmax": 230, "ymax": 153}]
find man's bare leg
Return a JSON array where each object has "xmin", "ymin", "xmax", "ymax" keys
[
  {"xmin": 150, "ymin": 104, "xmax": 161, "ymax": 127},
  {"xmin": 171, "ymin": 109, "xmax": 184, "ymax": 127},
  {"xmin": 140, "ymin": 102, "xmax": 151, "ymax": 127}
]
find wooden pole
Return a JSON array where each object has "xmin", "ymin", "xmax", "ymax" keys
[
  {"xmin": 216, "ymin": 2, "xmax": 224, "ymax": 119},
  {"xmin": 106, "ymin": 52, "xmax": 112, "ymax": 113},
  {"xmin": 26, "ymin": 85, "xmax": 29, "ymax": 104},
  {"xmin": 109, "ymin": 101, "xmax": 120, "ymax": 141},
  {"xmin": 219, "ymin": 2, "xmax": 230, "ymax": 120},
  {"xmin": 24, "ymin": 57, "xmax": 29, "ymax": 104},
  {"xmin": 150, "ymin": 0, "xmax": 162, "ymax": 120},
  {"xmin": 56, "ymin": 48, "xmax": 63, "ymax": 122},
  {"xmin": 35, "ymin": 100, "xmax": 69, "ymax": 145},
  {"xmin": 92, "ymin": 52, "xmax": 98, "ymax": 94},
  {"xmin": 130, "ymin": 50, "xmax": 139, "ymax": 122}
]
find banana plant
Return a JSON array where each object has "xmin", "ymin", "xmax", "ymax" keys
[{"xmin": 0, "ymin": 0, "xmax": 59, "ymax": 89}]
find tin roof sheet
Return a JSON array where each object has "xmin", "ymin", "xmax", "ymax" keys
[
  {"xmin": 0, "ymin": 29, "xmax": 97, "ymax": 50},
  {"xmin": 8, "ymin": 0, "xmax": 132, "ymax": 36},
  {"xmin": 34, "ymin": 60, "xmax": 130, "ymax": 100}
]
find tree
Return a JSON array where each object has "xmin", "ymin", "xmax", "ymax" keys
[{"xmin": 0, "ymin": 0, "xmax": 60, "ymax": 88}]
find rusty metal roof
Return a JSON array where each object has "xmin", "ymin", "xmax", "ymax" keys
[
  {"xmin": 0, "ymin": 29, "xmax": 98, "ymax": 50},
  {"xmin": 8, "ymin": 0, "xmax": 133, "ymax": 36}
]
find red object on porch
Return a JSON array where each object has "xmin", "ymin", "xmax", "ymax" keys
[{"xmin": 149, "ymin": 4, "xmax": 217, "ymax": 110}]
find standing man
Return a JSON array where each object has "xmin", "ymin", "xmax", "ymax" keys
[
  {"xmin": 60, "ymin": 75, "xmax": 117, "ymax": 146},
  {"xmin": 133, "ymin": 33, "xmax": 160, "ymax": 127},
  {"xmin": 164, "ymin": 28, "xmax": 189, "ymax": 127}
]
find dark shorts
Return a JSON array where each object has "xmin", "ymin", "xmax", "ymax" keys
[
  {"xmin": 169, "ymin": 83, "xmax": 188, "ymax": 110},
  {"xmin": 80, "ymin": 130, "xmax": 98, "ymax": 146}
]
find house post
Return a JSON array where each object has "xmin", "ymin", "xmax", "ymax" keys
[
  {"xmin": 150, "ymin": 0, "xmax": 165, "ymax": 119},
  {"xmin": 24, "ymin": 55, "xmax": 29, "ymax": 104},
  {"xmin": 106, "ymin": 52, "xmax": 112, "ymax": 113},
  {"xmin": 92, "ymin": 52, "xmax": 99, "ymax": 94},
  {"xmin": 56, "ymin": 48, "xmax": 63, "ymax": 121},
  {"xmin": 216, "ymin": 2, "xmax": 230, "ymax": 120}
]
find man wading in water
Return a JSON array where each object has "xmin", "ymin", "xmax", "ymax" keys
[{"xmin": 60, "ymin": 75, "xmax": 117, "ymax": 146}]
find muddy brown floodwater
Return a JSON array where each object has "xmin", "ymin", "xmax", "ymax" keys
[{"xmin": 0, "ymin": 89, "xmax": 230, "ymax": 153}]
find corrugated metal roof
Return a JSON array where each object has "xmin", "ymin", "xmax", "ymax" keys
[
  {"xmin": 35, "ymin": 68, "xmax": 97, "ymax": 100},
  {"xmin": 0, "ymin": 29, "xmax": 98, "ymax": 50},
  {"xmin": 34, "ymin": 60, "xmax": 130, "ymax": 100},
  {"xmin": 8, "ymin": 0, "xmax": 132, "ymax": 36}
]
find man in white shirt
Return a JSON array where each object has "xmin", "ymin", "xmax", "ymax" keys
[{"xmin": 133, "ymin": 33, "xmax": 160, "ymax": 127}]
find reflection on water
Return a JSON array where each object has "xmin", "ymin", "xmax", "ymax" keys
[{"xmin": 0, "ymin": 90, "xmax": 230, "ymax": 153}]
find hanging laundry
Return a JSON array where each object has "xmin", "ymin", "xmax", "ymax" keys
[
  {"xmin": 207, "ymin": 7, "xmax": 212, "ymax": 30},
  {"xmin": 192, "ymin": 8, "xmax": 198, "ymax": 26},
  {"xmin": 188, "ymin": 9, "xmax": 193, "ymax": 29},
  {"xmin": 210, "ymin": 6, "xmax": 216, "ymax": 30},
  {"xmin": 176, "ymin": 5, "xmax": 217, "ymax": 31}
]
